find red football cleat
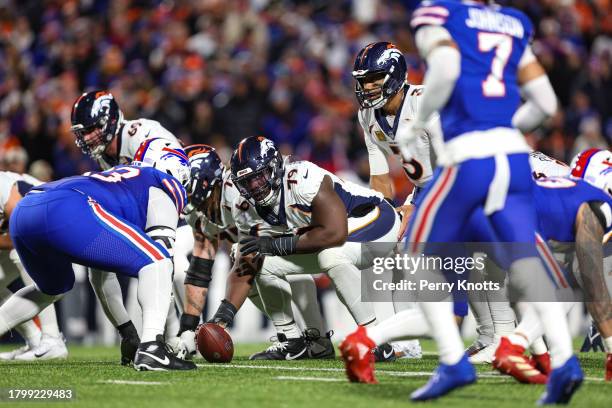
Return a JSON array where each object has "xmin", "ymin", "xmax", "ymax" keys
[
  {"xmin": 529, "ymin": 352, "xmax": 551, "ymax": 375},
  {"xmin": 606, "ymin": 353, "xmax": 611, "ymax": 381},
  {"xmin": 339, "ymin": 326, "xmax": 378, "ymax": 384},
  {"xmin": 493, "ymin": 337, "xmax": 548, "ymax": 384}
]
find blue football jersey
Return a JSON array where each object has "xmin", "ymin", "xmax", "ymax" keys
[
  {"xmin": 533, "ymin": 177, "xmax": 612, "ymax": 242},
  {"xmin": 411, "ymin": 0, "xmax": 533, "ymax": 140},
  {"xmin": 32, "ymin": 165, "xmax": 187, "ymax": 229}
]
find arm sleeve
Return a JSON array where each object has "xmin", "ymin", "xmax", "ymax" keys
[
  {"xmin": 146, "ymin": 187, "xmax": 179, "ymax": 256},
  {"xmin": 364, "ymin": 133, "xmax": 390, "ymax": 175},
  {"xmin": 512, "ymin": 75, "xmax": 558, "ymax": 133},
  {"xmin": 413, "ymin": 26, "xmax": 461, "ymax": 127}
]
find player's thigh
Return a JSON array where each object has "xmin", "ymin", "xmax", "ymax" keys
[
  {"xmin": 12, "ymin": 235, "xmax": 75, "ymax": 296},
  {"xmin": 405, "ymin": 165, "xmax": 483, "ymax": 251},
  {"xmin": 261, "ymin": 254, "xmax": 319, "ymax": 277},
  {"xmin": 45, "ymin": 197, "xmax": 169, "ymax": 277}
]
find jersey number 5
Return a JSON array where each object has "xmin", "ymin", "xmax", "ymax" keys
[
  {"xmin": 478, "ymin": 32, "xmax": 512, "ymax": 97},
  {"xmin": 90, "ymin": 167, "xmax": 141, "ymax": 183}
]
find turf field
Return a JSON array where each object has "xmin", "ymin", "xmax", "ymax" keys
[{"xmin": 0, "ymin": 341, "xmax": 609, "ymax": 408}]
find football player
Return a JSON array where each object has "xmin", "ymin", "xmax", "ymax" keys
[
  {"xmin": 464, "ymin": 151, "xmax": 571, "ymax": 366},
  {"xmin": 70, "ymin": 90, "xmax": 191, "ymax": 364},
  {"xmin": 173, "ymin": 144, "xmax": 333, "ymax": 360},
  {"xmin": 350, "ymin": 41, "xmax": 480, "ymax": 360},
  {"xmin": 206, "ymin": 136, "xmax": 400, "ymax": 360},
  {"xmin": 494, "ymin": 149, "xmax": 612, "ymax": 383},
  {"xmin": 0, "ymin": 141, "xmax": 195, "ymax": 371},
  {"xmin": 0, "ymin": 171, "xmax": 67, "ymax": 361},
  {"xmin": 394, "ymin": 0, "xmax": 580, "ymax": 402}
]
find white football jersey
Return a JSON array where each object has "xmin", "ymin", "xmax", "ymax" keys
[
  {"xmin": 529, "ymin": 151, "xmax": 571, "ymax": 179},
  {"xmin": 358, "ymin": 84, "xmax": 443, "ymax": 188},
  {"xmin": 96, "ymin": 118, "xmax": 181, "ymax": 170},
  {"xmin": 0, "ymin": 171, "xmax": 41, "ymax": 222},
  {"xmin": 185, "ymin": 168, "xmax": 239, "ymax": 242},
  {"xmin": 232, "ymin": 158, "xmax": 384, "ymax": 237}
]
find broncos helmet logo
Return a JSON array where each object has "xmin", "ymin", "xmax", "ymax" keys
[
  {"xmin": 90, "ymin": 93, "xmax": 114, "ymax": 120},
  {"xmin": 376, "ymin": 48, "xmax": 403, "ymax": 67}
]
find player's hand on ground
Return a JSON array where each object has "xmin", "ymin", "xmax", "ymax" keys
[
  {"xmin": 396, "ymin": 204, "xmax": 415, "ymax": 240},
  {"xmin": 170, "ymin": 330, "xmax": 196, "ymax": 360}
]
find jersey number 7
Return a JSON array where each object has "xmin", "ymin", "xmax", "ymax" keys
[{"xmin": 478, "ymin": 32, "xmax": 512, "ymax": 98}]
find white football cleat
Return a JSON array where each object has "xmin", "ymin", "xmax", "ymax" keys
[
  {"xmin": 468, "ymin": 338, "xmax": 499, "ymax": 364},
  {"xmin": 392, "ymin": 340, "xmax": 423, "ymax": 359},
  {"xmin": 14, "ymin": 334, "xmax": 68, "ymax": 361},
  {"xmin": 0, "ymin": 344, "xmax": 31, "ymax": 361}
]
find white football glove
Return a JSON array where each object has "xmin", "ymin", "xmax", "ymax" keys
[{"xmin": 172, "ymin": 330, "xmax": 197, "ymax": 360}]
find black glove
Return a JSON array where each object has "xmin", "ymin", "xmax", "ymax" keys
[
  {"xmin": 208, "ymin": 299, "xmax": 238, "ymax": 327},
  {"xmin": 117, "ymin": 321, "xmax": 140, "ymax": 366},
  {"xmin": 239, "ymin": 235, "xmax": 299, "ymax": 257}
]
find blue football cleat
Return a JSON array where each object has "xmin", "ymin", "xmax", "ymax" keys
[
  {"xmin": 538, "ymin": 355, "xmax": 583, "ymax": 405},
  {"xmin": 410, "ymin": 354, "xmax": 476, "ymax": 401}
]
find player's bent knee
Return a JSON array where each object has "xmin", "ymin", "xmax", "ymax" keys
[{"xmin": 317, "ymin": 248, "xmax": 352, "ymax": 272}]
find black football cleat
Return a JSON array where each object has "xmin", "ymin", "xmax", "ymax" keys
[
  {"xmin": 373, "ymin": 342, "xmax": 397, "ymax": 363},
  {"xmin": 249, "ymin": 333, "xmax": 309, "ymax": 361},
  {"xmin": 580, "ymin": 324, "xmax": 604, "ymax": 352},
  {"xmin": 134, "ymin": 335, "xmax": 197, "ymax": 371},
  {"xmin": 304, "ymin": 328, "xmax": 335, "ymax": 359}
]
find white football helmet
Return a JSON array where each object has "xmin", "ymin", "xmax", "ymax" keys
[
  {"xmin": 570, "ymin": 148, "xmax": 612, "ymax": 196},
  {"xmin": 132, "ymin": 138, "xmax": 190, "ymax": 187}
]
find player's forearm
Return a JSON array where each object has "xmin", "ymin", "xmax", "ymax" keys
[
  {"xmin": 296, "ymin": 225, "xmax": 347, "ymax": 253},
  {"xmin": 184, "ymin": 284, "xmax": 208, "ymax": 316},
  {"xmin": 414, "ymin": 45, "xmax": 460, "ymax": 126},
  {"xmin": 370, "ymin": 174, "xmax": 394, "ymax": 199},
  {"xmin": 513, "ymin": 73, "xmax": 557, "ymax": 132},
  {"xmin": 575, "ymin": 205, "xmax": 612, "ymax": 326}
]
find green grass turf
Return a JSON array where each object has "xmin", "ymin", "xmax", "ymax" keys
[{"xmin": 0, "ymin": 341, "xmax": 609, "ymax": 408}]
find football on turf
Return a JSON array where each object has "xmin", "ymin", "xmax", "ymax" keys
[{"xmin": 196, "ymin": 323, "xmax": 234, "ymax": 363}]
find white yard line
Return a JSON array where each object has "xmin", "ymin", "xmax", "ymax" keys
[
  {"xmin": 196, "ymin": 363, "xmax": 605, "ymax": 382},
  {"xmin": 100, "ymin": 380, "xmax": 166, "ymax": 386},
  {"xmin": 275, "ymin": 376, "xmax": 345, "ymax": 382}
]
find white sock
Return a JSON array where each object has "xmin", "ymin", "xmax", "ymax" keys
[
  {"xmin": 0, "ymin": 287, "xmax": 41, "ymax": 346},
  {"xmin": 255, "ymin": 273, "xmax": 302, "ymax": 339},
  {"xmin": 603, "ymin": 336, "xmax": 612, "ymax": 353},
  {"xmin": 531, "ymin": 337, "xmax": 548, "ymax": 355},
  {"xmin": 89, "ymin": 269, "xmax": 131, "ymax": 327},
  {"xmin": 15, "ymin": 320, "xmax": 42, "ymax": 347},
  {"xmin": 172, "ymin": 254, "xmax": 187, "ymax": 315},
  {"xmin": 0, "ymin": 285, "xmax": 59, "ymax": 337},
  {"xmin": 137, "ymin": 260, "xmax": 173, "ymax": 343},
  {"xmin": 17, "ymin": 263, "xmax": 61, "ymax": 338},
  {"xmin": 327, "ymin": 263, "xmax": 377, "ymax": 326},
  {"xmin": 368, "ymin": 309, "xmax": 429, "ymax": 345},
  {"xmin": 38, "ymin": 305, "xmax": 61, "ymax": 337},
  {"xmin": 419, "ymin": 301, "xmax": 464, "ymax": 365},
  {"xmin": 509, "ymin": 259, "xmax": 572, "ymax": 368},
  {"xmin": 164, "ymin": 298, "xmax": 179, "ymax": 339},
  {"xmin": 287, "ymin": 274, "xmax": 325, "ymax": 334},
  {"xmin": 530, "ymin": 302, "xmax": 572, "ymax": 368}
]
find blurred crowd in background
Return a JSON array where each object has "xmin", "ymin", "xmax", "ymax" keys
[
  {"xmin": 0, "ymin": 0, "xmax": 610, "ymax": 342},
  {"xmin": 0, "ymin": 0, "xmax": 610, "ymax": 200}
]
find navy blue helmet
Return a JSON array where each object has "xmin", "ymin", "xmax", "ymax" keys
[
  {"xmin": 230, "ymin": 136, "xmax": 283, "ymax": 207},
  {"xmin": 70, "ymin": 90, "xmax": 123, "ymax": 158},
  {"xmin": 184, "ymin": 144, "xmax": 224, "ymax": 213},
  {"xmin": 352, "ymin": 42, "xmax": 407, "ymax": 109}
]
